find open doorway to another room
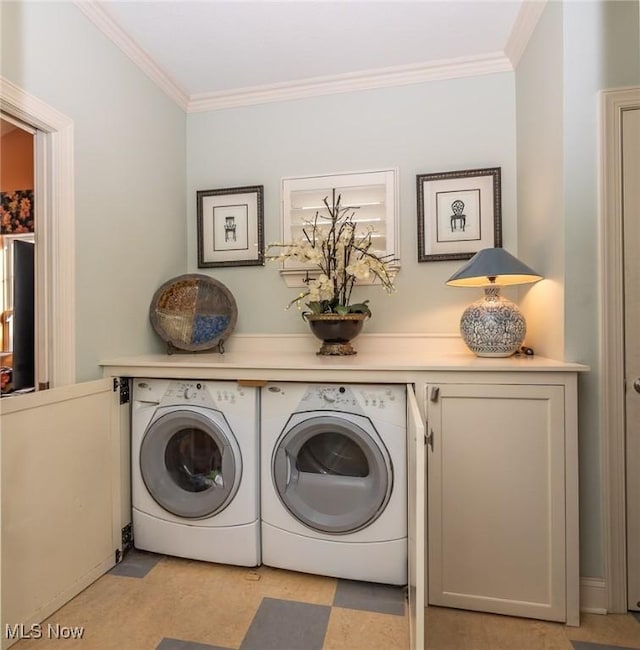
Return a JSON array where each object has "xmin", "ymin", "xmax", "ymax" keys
[{"xmin": 0, "ymin": 114, "xmax": 36, "ymax": 396}]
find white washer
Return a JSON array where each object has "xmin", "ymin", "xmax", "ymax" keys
[
  {"xmin": 132, "ymin": 378, "xmax": 260, "ymax": 566},
  {"xmin": 261, "ymin": 382, "xmax": 407, "ymax": 585}
]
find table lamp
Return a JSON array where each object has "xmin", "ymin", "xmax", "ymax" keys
[{"xmin": 446, "ymin": 247, "xmax": 543, "ymax": 357}]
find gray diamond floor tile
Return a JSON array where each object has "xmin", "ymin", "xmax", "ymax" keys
[
  {"xmin": 156, "ymin": 639, "xmax": 232, "ymax": 650},
  {"xmin": 239, "ymin": 597, "xmax": 330, "ymax": 650},
  {"xmin": 109, "ymin": 548, "xmax": 163, "ymax": 578},
  {"xmin": 571, "ymin": 642, "xmax": 640, "ymax": 650},
  {"xmin": 333, "ymin": 579, "xmax": 406, "ymax": 616}
]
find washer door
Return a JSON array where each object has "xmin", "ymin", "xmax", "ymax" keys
[
  {"xmin": 272, "ymin": 415, "xmax": 392, "ymax": 534},
  {"xmin": 140, "ymin": 408, "xmax": 241, "ymax": 519}
]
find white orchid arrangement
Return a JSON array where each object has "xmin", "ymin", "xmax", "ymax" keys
[{"xmin": 268, "ymin": 189, "xmax": 397, "ymax": 317}]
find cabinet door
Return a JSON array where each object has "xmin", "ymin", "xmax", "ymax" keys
[
  {"xmin": 1, "ymin": 379, "xmax": 124, "ymax": 647},
  {"xmin": 407, "ymin": 385, "xmax": 425, "ymax": 650},
  {"xmin": 427, "ymin": 383, "xmax": 566, "ymax": 622}
]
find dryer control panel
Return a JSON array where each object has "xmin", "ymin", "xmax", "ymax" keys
[{"xmin": 296, "ymin": 384, "xmax": 403, "ymax": 415}]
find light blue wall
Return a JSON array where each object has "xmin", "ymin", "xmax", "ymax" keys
[
  {"xmin": 187, "ymin": 75, "xmax": 517, "ymax": 335},
  {"xmin": 1, "ymin": 1, "xmax": 187, "ymax": 381},
  {"xmin": 516, "ymin": 1, "xmax": 565, "ymax": 362},
  {"xmin": 562, "ymin": 0, "xmax": 640, "ymax": 578},
  {"xmin": 516, "ymin": 0, "xmax": 640, "ymax": 578}
]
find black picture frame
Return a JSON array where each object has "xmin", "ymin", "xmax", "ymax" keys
[
  {"xmin": 416, "ymin": 167, "xmax": 502, "ymax": 262},
  {"xmin": 197, "ymin": 185, "xmax": 264, "ymax": 268}
]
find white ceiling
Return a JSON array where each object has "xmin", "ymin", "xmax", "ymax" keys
[{"xmin": 86, "ymin": 1, "xmax": 536, "ymax": 110}]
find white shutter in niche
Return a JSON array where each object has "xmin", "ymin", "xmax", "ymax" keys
[{"xmin": 280, "ymin": 169, "xmax": 399, "ymax": 288}]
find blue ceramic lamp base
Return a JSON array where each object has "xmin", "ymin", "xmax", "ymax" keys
[{"xmin": 459, "ymin": 287, "xmax": 526, "ymax": 357}]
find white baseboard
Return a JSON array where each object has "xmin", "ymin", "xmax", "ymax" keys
[{"xmin": 580, "ymin": 577, "xmax": 608, "ymax": 614}]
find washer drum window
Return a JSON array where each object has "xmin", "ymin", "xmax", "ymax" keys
[
  {"xmin": 140, "ymin": 410, "xmax": 241, "ymax": 519},
  {"xmin": 272, "ymin": 415, "xmax": 393, "ymax": 534}
]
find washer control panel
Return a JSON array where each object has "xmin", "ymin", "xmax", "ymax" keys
[
  {"xmin": 133, "ymin": 379, "xmax": 248, "ymax": 409},
  {"xmin": 164, "ymin": 381, "xmax": 211, "ymax": 405}
]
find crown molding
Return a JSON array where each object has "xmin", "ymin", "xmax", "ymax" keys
[
  {"xmin": 73, "ymin": 0, "xmax": 190, "ymax": 111},
  {"xmin": 74, "ymin": 1, "xmax": 514, "ymax": 114},
  {"xmin": 504, "ymin": 0, "xmax": 548, "ymax": 68},
  {"xmin": 187, "ymin": 52, "xmax": 512, "ymax": 113}
]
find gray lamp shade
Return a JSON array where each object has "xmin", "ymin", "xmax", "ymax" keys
[{"xmin": 446, "ymin": 247, "xmax": 542, "ymax": 287}]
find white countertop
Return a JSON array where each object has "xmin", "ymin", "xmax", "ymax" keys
[{"xmin": 100, "ymin": 334, "xmax": 589, "ymax": 379}]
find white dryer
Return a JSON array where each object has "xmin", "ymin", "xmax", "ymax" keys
[
  {"xmin": 132, "ymin": 379, "xmax": 259, "ymax": 566},
  {"xmin": 261, "ymin": 382, "xmax": 407, "ymax": 585}
]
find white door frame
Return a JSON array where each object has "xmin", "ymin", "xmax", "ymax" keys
[
  {"xmin": 0, "ymin": 76, "xmax": 75, "ymax": 387},
  {"xmin": 599, "ymin": 85, "xmax": 640, "ymax": 613}
]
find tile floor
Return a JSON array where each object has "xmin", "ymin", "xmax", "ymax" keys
[{"xmin": 9, "ymin": 550, "xmax": 640, "ymax": 650}]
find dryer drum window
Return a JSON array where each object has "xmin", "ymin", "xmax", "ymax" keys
[
  {"xmin": 297, "ymin": 432, "xmax": 368, "ymax": 477},
  {"xmin": 272, "ymin": 415, "xmax": 393, "ymax": 535},
  {"xmin": 140, "ymin": 410, "xmax": 241, "ymax": 519}
]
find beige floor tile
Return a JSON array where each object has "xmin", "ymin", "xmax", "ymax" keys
[
  {"xmin": 564, "ymin": 612, "xmax": 640, "ymax": 648},
  {"xmin": 424, "ymin": 607, "xmax": 574, "ymax": 650},
  {"xmin": 424, "ymin": 606, "xmax": 640, "ymax": 650},
  {"xmin": 252, "ymin": 565, "xmax": 338, "ymax": 606},
  {"xmin": 425, "ymin": 606, "xmax": 492, "ymax": 650},
  {"xmin": 480, "ymin": 611, "xmax": 573, "ymax": 650},
  {"xmin": 11, "ymin": 575, "xmax": 167, "ymax": 650},
  {"xmin": 11, "ymin": 558, "xmax": 339, "ymax": 650},
  {"xmin": 131, "ymin": 557, "xmax": 267, "ymax": 647},
  {"xmin": 11, "ymin": 558, "xmax": 640, "ymax": 650},
  {"xmin": 147, "ymin": 558, "xmax": 337, "ymax": 607},
  {"xmin": 323, "ymin": 607, "xmax": 409, "ymax": 650}
]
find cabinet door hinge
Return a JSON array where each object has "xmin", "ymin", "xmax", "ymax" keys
[
  {"xmin": 113, "ymin": 377, "xmax": 130, "ymax": 404},
  {"xmin": 426, "ymin": 429, "xmax": 434, "ymax": 452},
  {"xmin": 121, "ymin": 523, "xmax": 133, "ymax": 553}
]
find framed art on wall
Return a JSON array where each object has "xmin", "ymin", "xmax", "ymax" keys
[
  {"xmin": 197, "ymin": 185, "xmax": 264, "ymax": 267},
  {"xmin": 416, "ymin": 167, "xmax": 502, "ymax": 262}
]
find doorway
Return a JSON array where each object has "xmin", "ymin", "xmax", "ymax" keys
[
  {"xmin": 623, "ymin": 105, "xmax": 640, "ymax": 611},
  {"xmin": 0, "ymin": 115, "xmax": 36, "ymax": 394},
  {"xmin": 600, "ymin": 86, "xmax": 640, "ymax": 614},
  {"xmin": 0, "ymin": 76, "xmax": 76, "ymax": 389}
]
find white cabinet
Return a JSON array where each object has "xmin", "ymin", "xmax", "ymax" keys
[
  {"xmin": 1, "ymin": 379, "xmax": 125, "ymax": 649},
  {"xmin": 100, "ymin": 340, "xmax": 586, "ymax": 636},
  {"xmin": 426, "ymin": 382, "xmax": 575, "ymax": 623},
  {"xmin": 407, "ymin": 385, "xmax": 426, "ymax": 650}
]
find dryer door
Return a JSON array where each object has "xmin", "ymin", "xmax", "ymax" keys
[
  {"xmin": 140, "ymin": 409, "xmax": 241, "ymax": 519},
  {"xmin": 272, "ymin": 415, "xmax": 392, "ymax": 534}
]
